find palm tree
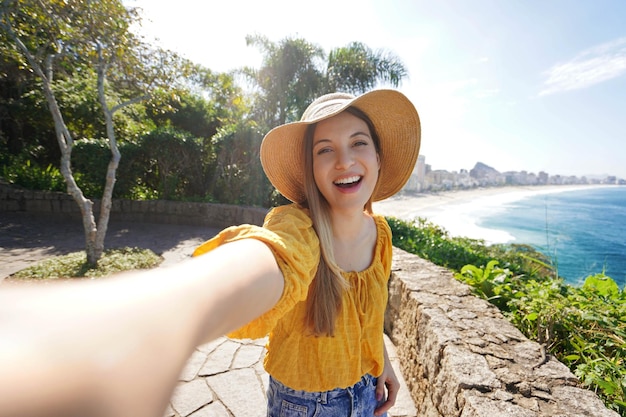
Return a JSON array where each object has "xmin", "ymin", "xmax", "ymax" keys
[
  {"xmin": 326, "ymin": 41, "xmax": 408, "ymax": 95},
  {"xmin": 243, "ymin": 36, "xmax": 409, "ymax": 130},
  {"xmin": 241, "ymin": 34, "xmax": 325, "ymax": 128}
]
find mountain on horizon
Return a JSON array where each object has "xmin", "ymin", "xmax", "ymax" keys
[{"xmin": 469, "ymin": 162, "xmax": 499, "ymax": 179}]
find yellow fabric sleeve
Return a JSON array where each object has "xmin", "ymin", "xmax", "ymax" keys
[{"xmin": 192, "ymin": 205, "xmax": 320, "ymax": 339}]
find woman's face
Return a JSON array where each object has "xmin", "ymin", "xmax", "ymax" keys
[{"xmin": 311, "ymin": 111, "xmax": 380, "ymax": 213}]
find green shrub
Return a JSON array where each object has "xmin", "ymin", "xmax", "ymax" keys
[
  {"xmin": 1, "ymin": 156, "xmax": 65, "ymax": 191},
  {"xmin": 72, "ymin": 138, "xmax": 144, "ymax": 198},
  {"xmin": 386, "ymin": 216, "xmax": 492, "ymax": 270},
  {"xmin": 1, "ymin": 141, "xmax": 146, "ymax": 199},
  {"xmin": 136, "ymin": 127, "xmax": 204, "ymax": 200}
]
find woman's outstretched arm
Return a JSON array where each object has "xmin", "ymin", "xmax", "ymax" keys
[{"xmin": 0, "ymin": 238, "xmax": 283, "ymax": 417}]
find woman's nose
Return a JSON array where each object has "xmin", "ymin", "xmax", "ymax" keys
[{"xmin": 335, "ymin": 148, "xmax": 355, "ymax": 170}]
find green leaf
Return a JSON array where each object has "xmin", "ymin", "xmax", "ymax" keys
[
  {"xmin": 525, "ymin": 312, "xmax": 538, "ymax": 321},
  {"xmin": 584, "ymin": 274, "xmax": 620, "ymax": 299}
]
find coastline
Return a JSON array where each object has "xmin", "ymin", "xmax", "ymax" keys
[{"xmin": 373, "ymin": 184, "xmax": 615, "ymax": 244}]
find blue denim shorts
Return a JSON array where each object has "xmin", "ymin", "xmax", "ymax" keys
[{"xmin": 266, "ymin": 373, "xmax": 387, "ymax": 417}]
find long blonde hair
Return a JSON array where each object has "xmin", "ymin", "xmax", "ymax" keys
[{"xmin": 302, "ymin": 106, "xmax": 381, "ymax": 336}]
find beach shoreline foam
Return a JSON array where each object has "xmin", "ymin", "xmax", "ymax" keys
[{"xmin": 374, "ymin": 184, "xmax": 613, "ymax": 244}]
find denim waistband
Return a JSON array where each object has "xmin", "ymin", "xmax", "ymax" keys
[{"xmin": 269, "ymin": 373, "xmax": 376, "ymax": 403}]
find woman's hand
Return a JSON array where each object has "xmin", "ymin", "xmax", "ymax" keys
[{"xmin": 374, "ymin": 343, "xmax": 400, "ymax": 416}]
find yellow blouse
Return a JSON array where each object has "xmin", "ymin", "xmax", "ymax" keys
[{"xmin": 192, "ymin": 204, "xmax": 392, "ymax": 392}]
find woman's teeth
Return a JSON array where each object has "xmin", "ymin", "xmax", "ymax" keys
[{"xmin": 334, "ymin": 176, "xmax": 361, "ymax": 187}]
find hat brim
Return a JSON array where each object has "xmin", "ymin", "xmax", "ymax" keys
[{"xmin": 260, "ymin": 89, "xmax": 421, "ymax": 204}]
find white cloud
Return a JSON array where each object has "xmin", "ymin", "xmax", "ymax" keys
[{"xmin": 539, "ymin": 37, "xmax": 626, "ymax": 96}]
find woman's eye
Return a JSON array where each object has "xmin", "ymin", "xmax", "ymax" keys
[
  {"xmin": 354, "ymin": 140, "xmax": 368, "ymax": 147},
  {"xmin": 316, "ymin": 148, "xmax": 332, "ymax": 155}
]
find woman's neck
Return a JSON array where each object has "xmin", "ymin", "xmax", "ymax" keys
[
  {"xmin": 329, "ymin": 209, "xmax": 377, "ymax": 272},
  {"xmin": 329, "ymin": 209, "xmax": 372, "ymax": 243}
]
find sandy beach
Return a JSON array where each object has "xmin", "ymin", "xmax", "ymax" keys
[{"xmin": 373, "ymin": 184, "xmax": 609, "ymax": 243}]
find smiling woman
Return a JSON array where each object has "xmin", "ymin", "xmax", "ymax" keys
[{"xmin": 193, "ymin": 89, "xmax": 420, "ymax": 416}]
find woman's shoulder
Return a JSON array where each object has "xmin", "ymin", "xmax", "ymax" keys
[
  {"xmin": 372, "ymin": 212, "xmax": 392, "ymax": 237},
  {"xmin": 263, "ymin": 205, "xmax": 318, "ymax": 246},
  {"xmin": 265, "ymin": 204, "xmax": 312, "ymax": 226}
]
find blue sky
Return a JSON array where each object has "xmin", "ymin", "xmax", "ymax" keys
[{"xmin": 128, "ymin": 0, "xmax": 626, "ymax": 179}]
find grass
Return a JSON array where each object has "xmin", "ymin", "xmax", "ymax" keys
[{"xmin": 10, "ymin": 247, "xmax": 163, "ymax": 280}]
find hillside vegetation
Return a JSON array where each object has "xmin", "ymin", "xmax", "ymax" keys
[{"xmin": 387, "ymin": 216, "xmax": 626, "ymax": 415}]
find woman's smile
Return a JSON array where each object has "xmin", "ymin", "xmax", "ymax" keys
[{"xmin": 334, "ymin": 175, "xmax": 363, "ymax": 188}]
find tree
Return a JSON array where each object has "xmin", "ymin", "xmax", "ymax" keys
[
  {"xmin": 0, "ymin": 8, "xmax": 58, "ymax": 161},
  {"xmin": 144, "ymin": 67, "xmax": 258, "ymax": 203},
  {"xmin": 242, "ymin": 34, "xmax": 325, "ymax": 129},
  {"xmin": 0, "ymin": 0, "xmax": 187, "ymax": 264},
  {"xmin": 326, "ymin": 41, "xmax": 408, "ymax": 95},
  {"xmin": 243, "ymin": 35, "xmax": 409, "ymax": 128}
]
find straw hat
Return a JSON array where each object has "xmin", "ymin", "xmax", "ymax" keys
[{"xmin": 260, "ymin": 89, "xmax": 421, "ymax": 204}]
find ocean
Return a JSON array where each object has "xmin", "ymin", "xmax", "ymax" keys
[
  {"xmin": 376, "ymin": 185, "xmax": 626, "ymax": 287},
  {"xmin": 476, "ymin": 186, "xmax": 626, "ymax": 287}
]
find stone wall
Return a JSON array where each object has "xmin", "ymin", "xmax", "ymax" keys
[
  {"xmin": 1, "ymin": 183, "xmax": 618, "ymax": 416},
  {"xmin": 385, "ymin": 247, "xmax": 618, "ymax": 416},
  {"xmin": 0, "ymin": 182, "xmax": 267, "ymax": 229}
]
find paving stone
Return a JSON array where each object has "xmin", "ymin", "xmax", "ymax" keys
[
  {"xmin": 199, "ymin": 339, "xmax": 240, "ymax": 376},
  {"xmin": 256, "ymin": 363, "xmax": 270, "ymax": 395},
  {"xmin": 231, "ymin": 343, "xmax": 264, "ymax": 369},
  {"xmin": 179, "ymin": 349, "xmax": 209, "ymax": 382},
  {"xmin": 189, "ymin": 401, "xmax": 231, "ymax": 417},
  {"xmin": 171, "ymin": 379, "xmax": 214, "ymax": 417},
  {"xmin": 385, "ymin": 335, "xmax": 418, "ymax": 417},
  {"xmin": 206, "ymin": 368, "xmax": 266, "ymax": 417},
  {"xmin": 249, "ymin": 338, "xmax": 267, "ymax": 347}
]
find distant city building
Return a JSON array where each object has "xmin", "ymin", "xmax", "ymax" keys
[
  {"xmin": 399, "ymin": 157, "xmax": 623, "ymax": 193},
  {"xmin": 416, "ymin": 155, "xmax": 426, "ymax": 186},
  {"xmin": 404, "ymin": 154, "xmax": 426, "ymax": 192}
]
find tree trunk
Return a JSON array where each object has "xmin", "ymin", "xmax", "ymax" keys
[
  {"xmin": 43, "ymin": 69, "xmax": 100, "ymax": 265},
  {"xmin": 7, "ymin": 29, "xmax": 101, "ymax": 265},
  {"xmin": 93, "ymin": 47, "xmax": 120, "ymax": 265}
]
